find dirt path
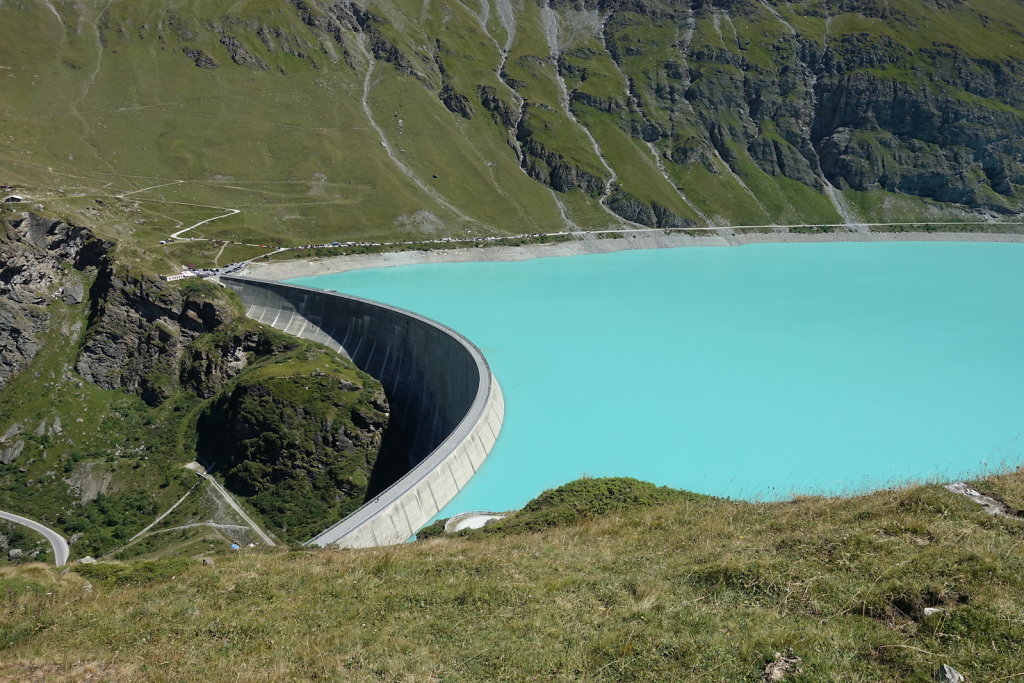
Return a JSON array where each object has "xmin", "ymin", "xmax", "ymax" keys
[
  {"xmin": 170, "ymin": 207, "xmax": 241, "ymax": 240},
  {"xmin": 125, "ymin": 484, "xmax": 197, "ymax": 544},
  {"xmin": 184, "ymin": 463, "xmax": 276, "ymax": 546}
]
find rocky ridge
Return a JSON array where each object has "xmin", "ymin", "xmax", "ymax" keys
[{"xmin": 75, "ymin": 268, "xmax": 237, "ymax": 406}]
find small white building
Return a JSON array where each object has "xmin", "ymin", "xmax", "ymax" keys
[{"xmin": 162, "ymin": 270, "xmax": 197, "ymax": 282}]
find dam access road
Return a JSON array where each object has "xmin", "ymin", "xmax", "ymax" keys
[{"xmin": 0, "ymin": 510, "xmax": 69, "ymax": 567}]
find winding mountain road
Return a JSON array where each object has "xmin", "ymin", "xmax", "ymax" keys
[
  {"xmin": 0, "ymin": 510, "xmax": 69, "ymax": 567},
  {"xmin": 170, "ymin": 207, "xmax": 241, "ymax": 240}
]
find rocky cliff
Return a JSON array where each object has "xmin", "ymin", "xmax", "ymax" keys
[
  {"xmin": 657, "ymin": 6, "xmax": 1024, "ymax": 214},
  {"xmin": 0, "ymin": 212, "xmax": 246, "ymax": 407},
  {"xmin": 0, "ymin": 212, "xmax": 390, "ymax": 553},
  {"xmin": 76, "ymin": 270, "xmax": 239, "ymax": 406},
  {"xmin": 0, "ymin": 213, "xmax": 108, "ymax": 391}
]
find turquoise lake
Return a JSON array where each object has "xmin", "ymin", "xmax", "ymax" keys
[{"xmin": 290, "ymin": 242, "xmax": 1024, "ymax": 518}]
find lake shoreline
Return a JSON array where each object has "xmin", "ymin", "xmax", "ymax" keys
[{"xmin": 245, "ymin": 228, "xmax": 1024, "ymax": 280}]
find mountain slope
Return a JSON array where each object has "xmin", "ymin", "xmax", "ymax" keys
[
  {"xmin": 1, "ymin": 0, "xmax": 1022, "ymax": 261},
  {"xmin": 0, "ymin": 211, "xmax": 390, "ymax": 560}
]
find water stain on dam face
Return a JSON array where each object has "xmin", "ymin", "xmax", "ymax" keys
[{"xmin": 291, "ymin": 241, "xmax": 1024, "ymax": 521}]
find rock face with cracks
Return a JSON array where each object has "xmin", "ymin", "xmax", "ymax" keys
[
  {"xmin": 76, "ymin": 269, "xmax": 237, "ymax": 406},
  {"xmin": 0, "ymin": 213, "xmax": 108, "ymax": 391}
]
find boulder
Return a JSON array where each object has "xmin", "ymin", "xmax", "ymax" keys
[
  {"xmin": 0, "ymin": 439, "xmax": 24, "ymax": 465},
  {"xmin": 934, "ymin": 664, "xmax": 965, "ymax": 683},
  {"xmin": 61, "ymin": 279, "xmax": 84, "ymax": 304}
]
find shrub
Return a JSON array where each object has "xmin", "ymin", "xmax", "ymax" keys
[{"xmin": 480, "ymin": 477, "xmax": 709, "ymax": 536}]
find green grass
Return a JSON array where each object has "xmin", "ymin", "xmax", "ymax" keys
[
  {"xmin": 2, "ymin": 472, "xmax": 1024, "ymax": 680},
  {"xmin": 575, "ymin": 106, "xmax": 699, "ymax": 221},
  {"xmin": 672, "ymin": 160, "xmax": 773, "ymax": 226},
  {"xmin": 3, "ymin": 0, "xmax": 1021, "ymax": 269}
]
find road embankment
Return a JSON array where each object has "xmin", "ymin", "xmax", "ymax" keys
[{"xmin": 0, "ymin": 510, "xmax": 69, "ymax": 567}]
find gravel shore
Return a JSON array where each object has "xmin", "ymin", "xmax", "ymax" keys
[{"xmin": 245, "ymin": 228, "xmax": 1024, "ymax": 281}]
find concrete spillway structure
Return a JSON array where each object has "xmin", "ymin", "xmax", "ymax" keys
[{"xmin": 220, "ymin": 276, "xmax": 504, "ymax": 548}]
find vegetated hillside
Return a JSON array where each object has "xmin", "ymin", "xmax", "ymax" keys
[
  {"xmin": 196, "ymin": 346, "xmax": 390, "ymax": 543},
  {"xmin": 0, "ymin": 519, "xmax": 52, "ymax": 566},
  {"xmin": 3, "ymin": 473, "xmax": 1024, "ymax": 680},
  {"xmin": 0, "ymin": 210, "xmax": 389, "ymax": 561},
  {"xmin": 2, "ymin": 0, "xmax": 1023, "ymax": 266}
]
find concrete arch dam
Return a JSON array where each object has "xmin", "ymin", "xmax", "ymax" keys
[{"xmin": 220, "ymin": 276, "xmax": 504, "ymax": 549}]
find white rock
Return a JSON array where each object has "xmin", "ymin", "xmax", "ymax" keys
[{"xmin": 934, "ymin": 664, "xmax": 965, "ymax": 683}]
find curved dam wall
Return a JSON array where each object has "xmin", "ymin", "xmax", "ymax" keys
[{"xmin": 220, "ymin": 275, "xmax": 504, "ymax": 549}]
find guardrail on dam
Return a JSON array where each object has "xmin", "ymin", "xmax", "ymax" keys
[{"xmin": 220, "ymin": 276, "xmax": 504, "ymax": 548}]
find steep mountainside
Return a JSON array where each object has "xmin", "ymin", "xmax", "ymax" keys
[
  {"xmin": 0, "ymin": 211, "xmax": 389, "ymax": 559},
  {"xmin": 1, "ymin": 0, "xmax": 1022, "ymax": 263}
]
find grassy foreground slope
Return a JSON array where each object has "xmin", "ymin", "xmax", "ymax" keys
[{"xmin": 3, "ymin": 474, "xmax": 1024, "ymax": 681}]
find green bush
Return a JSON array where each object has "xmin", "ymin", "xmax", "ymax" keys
[
  {"xmin": 416, "ymin": 519, "xmax": 448, "ymax": 540},
  {"xmin": 480, "ymin": 477, "xmax": 709, "ymax": 536}
]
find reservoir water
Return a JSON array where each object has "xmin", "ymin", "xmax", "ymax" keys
[{"xmin": 290, "ymin": 242, "xmax": 1024, "ymax": 519}]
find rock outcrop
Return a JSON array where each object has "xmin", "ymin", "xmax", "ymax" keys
[
  {"xmin": 196, "ymin": 348, "xmax": 390, "ymax": 542},
  {"xmin": 516, "ymin": 107, "xmax": 608, "ymax": 196},
  {"xmin": 178, "ymin": 320, "xmax": 307, "ymax": 398},
  {"xmin": 0, "ymin": 423, "xmax": 24, "ymax": 465},
  {"xmin": 607, "ymin": 190, "xmax": 693, "ymax": 229},
  {"xmin": 0, "ymin": 213, "xmax": 108, "ymax": 390},
  {"xmin": 76, "ymin": 270, "xmax": 235, "ymax": 406},
  {"xmin": 181, "ymin": 46, "xmax": 218, "ymax": 68}
]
